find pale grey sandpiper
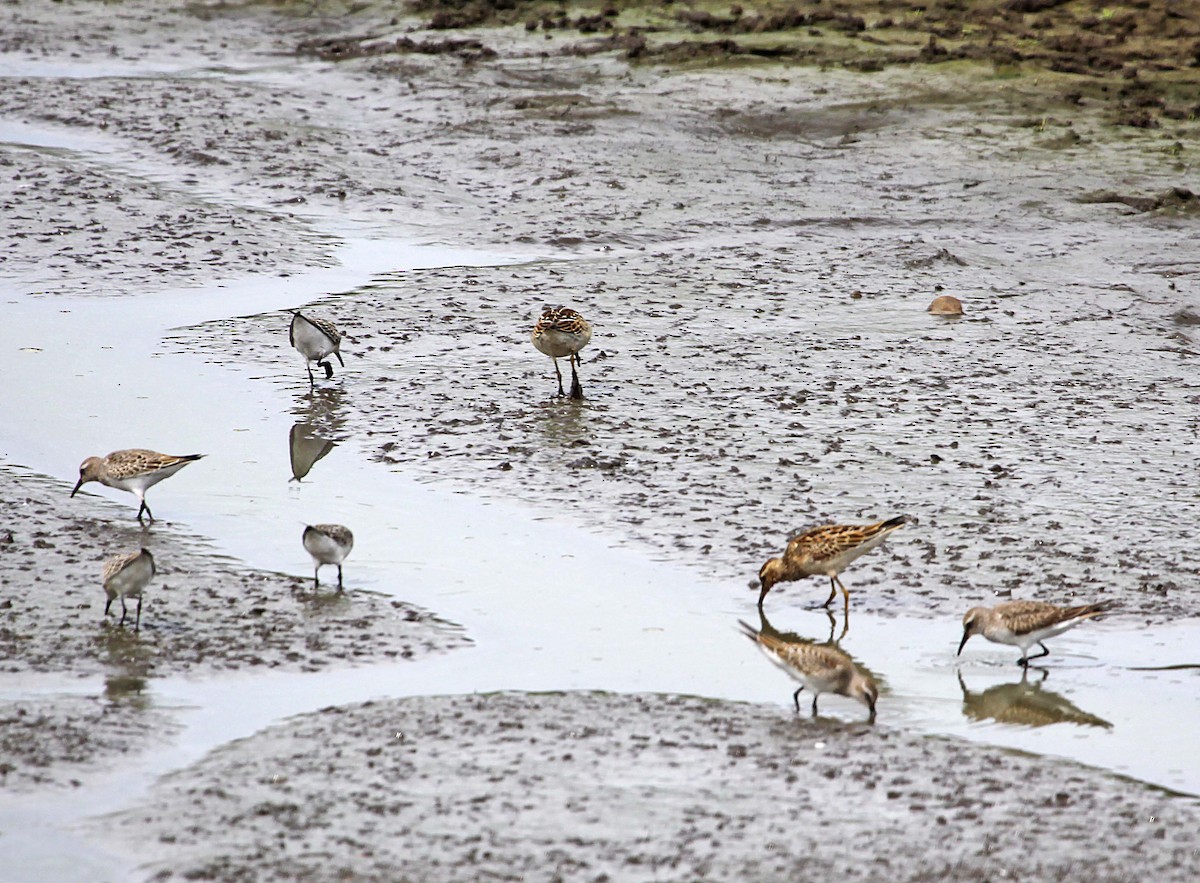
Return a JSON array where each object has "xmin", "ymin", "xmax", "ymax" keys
[
  {"xmin": 102, "ymin": 547, "xmax": 155, "ymax": 630},
  {"xmin": 957, "ymin": 600, "xmax": 1114, "ymax": 667},
  {"xmin": 289, "ymin": 310, "xmax": 345, "ymax": 387},
  {"xmin": 303, "ymin": 524, "xmax": 354, "ymax": 590},
  {"xmin": 757, "ymin": 515, "xmax": 909, "ymax": 611},
  {"xmin": 738, "ymin": 620, "xmax": 878, "ymax": 721},
  {"xmin": 71, "ymin": 449, "xmax": 204, "ymax": 522},
  {"xmin": 531, "ymin": 305, "xmax": 592, "ymax": 400}
]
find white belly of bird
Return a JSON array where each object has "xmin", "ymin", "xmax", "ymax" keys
[
  {"xmin": 106, "ymin": 556, "xmax": 154, "ymax": 599},
  {"xmin": 533, "ymin": 328, "xmax": 588, "ymax": 359},
  {"xmin": 104, "ymin": 461, "xmax": 189, "ymax": 494},
  {"xmin": 304, "ymin": 531, "xmax": 350, "ymax": 565},
  {"xmin": 292, "ymin": 319, "xmax": 335, "ymax": 361}
]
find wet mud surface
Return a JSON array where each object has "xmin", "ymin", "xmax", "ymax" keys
[
  {"xmin": 101, "ymin": 691, "xmax": 1200, "ymax": 881},
  {"xmin": 4, "ymin": 0, "xmax": 1200, "ymax": 877},
  {"xmin": 0, "ymin": 464, "xmax": 467, "ymax": 787}
]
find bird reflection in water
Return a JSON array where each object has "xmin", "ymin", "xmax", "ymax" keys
[
  {"xmin": 741, "ymin": 608, "xmax": 881, "ymax": 722},
  {"xmin": 958, "ymin": 668, "xmax": 1112, "ymax": 729},
  {"xmin": 289, "ymin": 387, "xmax": 345, "ymax": 482}
]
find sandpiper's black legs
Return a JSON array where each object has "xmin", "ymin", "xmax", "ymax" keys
[
  {"xmin": 136, "ymin": 498, "xmax": 154, "ymax": 523},
  {"xmin": 306, "ymin": 363, "xmax": 315, "ymax": 388},
  {"xmin": 337, "ymin": 564, "xmax": 344, "ymax": 592},
  {"xmin": 135, "ymin": 596, "xmax": 142, "ymax": 631},
  {"xmin": 568, "ymin": 355, "xmax": 583, "ymax": 400},
  {"xmin": 1019, "ymin": 642, "xmax": 1052, "ymax": 667},
  {"xmin": 551, "ymin": 357, "xmax": 566, "ymax": 397},
  {"xmin": 313, "ymin": 565, "xmax": 321, "ymax": 589},
  {"xmin": 793, "ymin": 686, "xmax": 804, "ymax": 713}
]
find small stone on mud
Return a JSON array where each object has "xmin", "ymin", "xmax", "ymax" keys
[{"xmin": 928, "ymin": 295, "xmax": 964, "ymax": 316}]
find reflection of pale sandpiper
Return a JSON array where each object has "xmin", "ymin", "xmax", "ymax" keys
[
  {"xmin": 303, "ymin": 524, "xmax": 354, "ymax": 591},
  {"xmin": 71, "ymin": 449, "xmax": 204, "ymax": 522},
  {"xmin": 957, "ymin": 600, "xmax": 1113, "ymax": 667},
  {"xmin": 738, "ymin": 620, "xmax": 878, "ymax": 721},
  {"xmin": 289, "ymin": 310, "xmax": 345, "ymax": 387},
  {"xmin": 757, "ymin": 516, "xmax": 908, "ymax": 610},
  {"xmin": 102, "ymin": 548, "xmax": 155, "ymax": 630},
  {"xmin": 531, "ymin": 305, "xmax": 592, "ymax": 400}
]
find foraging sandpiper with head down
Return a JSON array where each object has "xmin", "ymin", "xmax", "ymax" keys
[
  {"xmin": 738, "ymin": 620, "xmax": 878, "ymax": 721},
  {"xmin": 531, "ymin": 305, "xmax": 592, "ymax": 400},
  {"xmin": 71, "ymin": 449, "xmax": 204, "ymax": 523},
  {"xmin": 957, "ymin": 600, "xmax": 1113, "ymax": 667},
  {"xmin": 102, "ymin": 547, "xmax": 156, "ymax": 630},
  {"xmin": 757, "ymin": 516, "xmax": 909, "ymax": 611},
  {"xmin": 303, "ymin": 523, "xmax": 354, "ymax": 591},
  {"xmin": 289, "ymin": 310, "xmax": 345, "ymax": 387}
]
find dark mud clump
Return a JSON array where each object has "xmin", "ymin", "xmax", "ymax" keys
[{"xmin": 99, "ymin": 691, "xmax": 1200, "ymax": 881}]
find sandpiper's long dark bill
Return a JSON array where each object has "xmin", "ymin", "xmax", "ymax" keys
[
  {"xmin": 757, "ymin": 515, "xmax": 909, "ymax": 610},
  {"xmin": 303, "ymin": 523, "xmax": 354, "ymax": 591},
  {"xmin": 289, "ymin": 310, "xmax": 345, "ymax": 387},
  {"xmin": 737, "ymin": 620, "xmax": 878, "ymax": 721},
  {"xmin": 71, "ymin": 449, "xmax": 204, "ymax": 522},
  {"xmin": 957, "ymin": 600, "xmax": 1114, "ymax": 667},
  {"xmin": 531, "ymin": 305, "xmax": 592, "ymax": 400},
  {"xmin": 102, "ymin": 547, "xmax": 156, "ymax": 630}
]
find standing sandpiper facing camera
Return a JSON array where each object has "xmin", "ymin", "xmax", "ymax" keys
[
  {"xmin": 102, "ymin": 547, "xmax": 156, "ymax": 630},
  {"xmin": 303, "ymin": 524, "xmax": 355, "ymax": 591},
  {"xmin": 531, "ymin": 305, "xmax": 592, "ymax": 400}
]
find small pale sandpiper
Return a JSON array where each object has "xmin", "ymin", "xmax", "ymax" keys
[
  {"xmin": 72, "ymin": 449, "xmax": 204, "ymax": 522},
  {"xmin": 102, "ymin": 547, "xmax": 155, "ymax": 630},
  {"xmin": 531, "ymin": 305, "xmax": 592, "ymax": 400},
  {"xmin": 757, "ymin": 515, "xmax": 909, "ymax": 611},
  {"xmin": 289, "ymin": 310, "xmax": 345, "ymax": 387},
  {"xmin": 957, "ymin": 599, "xmax": 1114, "ymax": 667},
  {"xmin": 738, "ymin": 620, "xmax": 878, "ymax": 721},
  {"xmin": 303, "ymin": 523, "xmax": 354, "ymax": 591}
]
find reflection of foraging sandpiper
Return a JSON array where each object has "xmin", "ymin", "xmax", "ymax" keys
[
  {"xmin": 71, "ymin": 449, "xmax": 204, "ymax": 523},
  {"xmin": 303, "ymin": 524, "xmax": 354, "ymax": 591},
  {"xmin": 738, "ymin": 619, "xmax": 878, "ymax": 721},
  {"xmin": 531, "ymin": 305, "xmax": 592, "ymax": 400},
  {"xmin": 957, "ymin": 600, "xmax": 1114, "ymax": 667},
  {"xmin": 289, "ymin": 310, "xmax": 344, "ymax": 387},
  {"xmin": 756, "ymin": 516, "xmax": 909, "ymax": 611},
  {"xmin": 102, "ymin": 547, "xmax": 155, "ymax": 630}
]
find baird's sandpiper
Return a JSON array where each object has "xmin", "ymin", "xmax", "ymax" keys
[
  {"xmin": 738, "ymin": 619, "xmax": 878, "ymax": 721},
  {"xmin": 72, "ymin": 449, "xmax": 204, "ymax": 522},
  {"xmin": 303, "ymin": 523, "xmax": 354, "ymax": 590},
  {"xmin": 102, "ymin": 547, "xmax": 155, "ymax": 630},
  {"xmin": 757, "ymin": 515, "xmax": 909, "ymax": 610},
  {"xmin": 531, "ymin": 305, "xmax": 592, "ymax": 400},
  {"xmin": 289, "ymin": 310, "xmax": 345, "ymax": 387},
  {"xmin": 957, "ymin": 599, "xmax": 1113, "ymax": 667}
]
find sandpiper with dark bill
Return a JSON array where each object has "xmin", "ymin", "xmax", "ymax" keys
[
  {"xmin": 957, "ymin": 600, "xmax": 1114, "ymax": 667},
  {"xmin": 303, "ymin": 524, "xmax": 354, "ymax": 591},
  {"xmin": 102, "ymin": 547, "xmax": 156, "ymax": 630},
  {"xmin": 289, "ymin": 310, "xmax": 345, "ymax": 387},
  {"xmin": 531, "ymin": 305, "xmax": 592, "ymax": 400},
  {"xmin": 71, "ymin": 449, "xmax": 204, "ymax": 523},
  {"xmin": 757, "ymin": 516, "xmax": 909, "ymax": 611},
  {"xmin": 738, "ymin": 620, "xmax": 878, "ymax": 721}
]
